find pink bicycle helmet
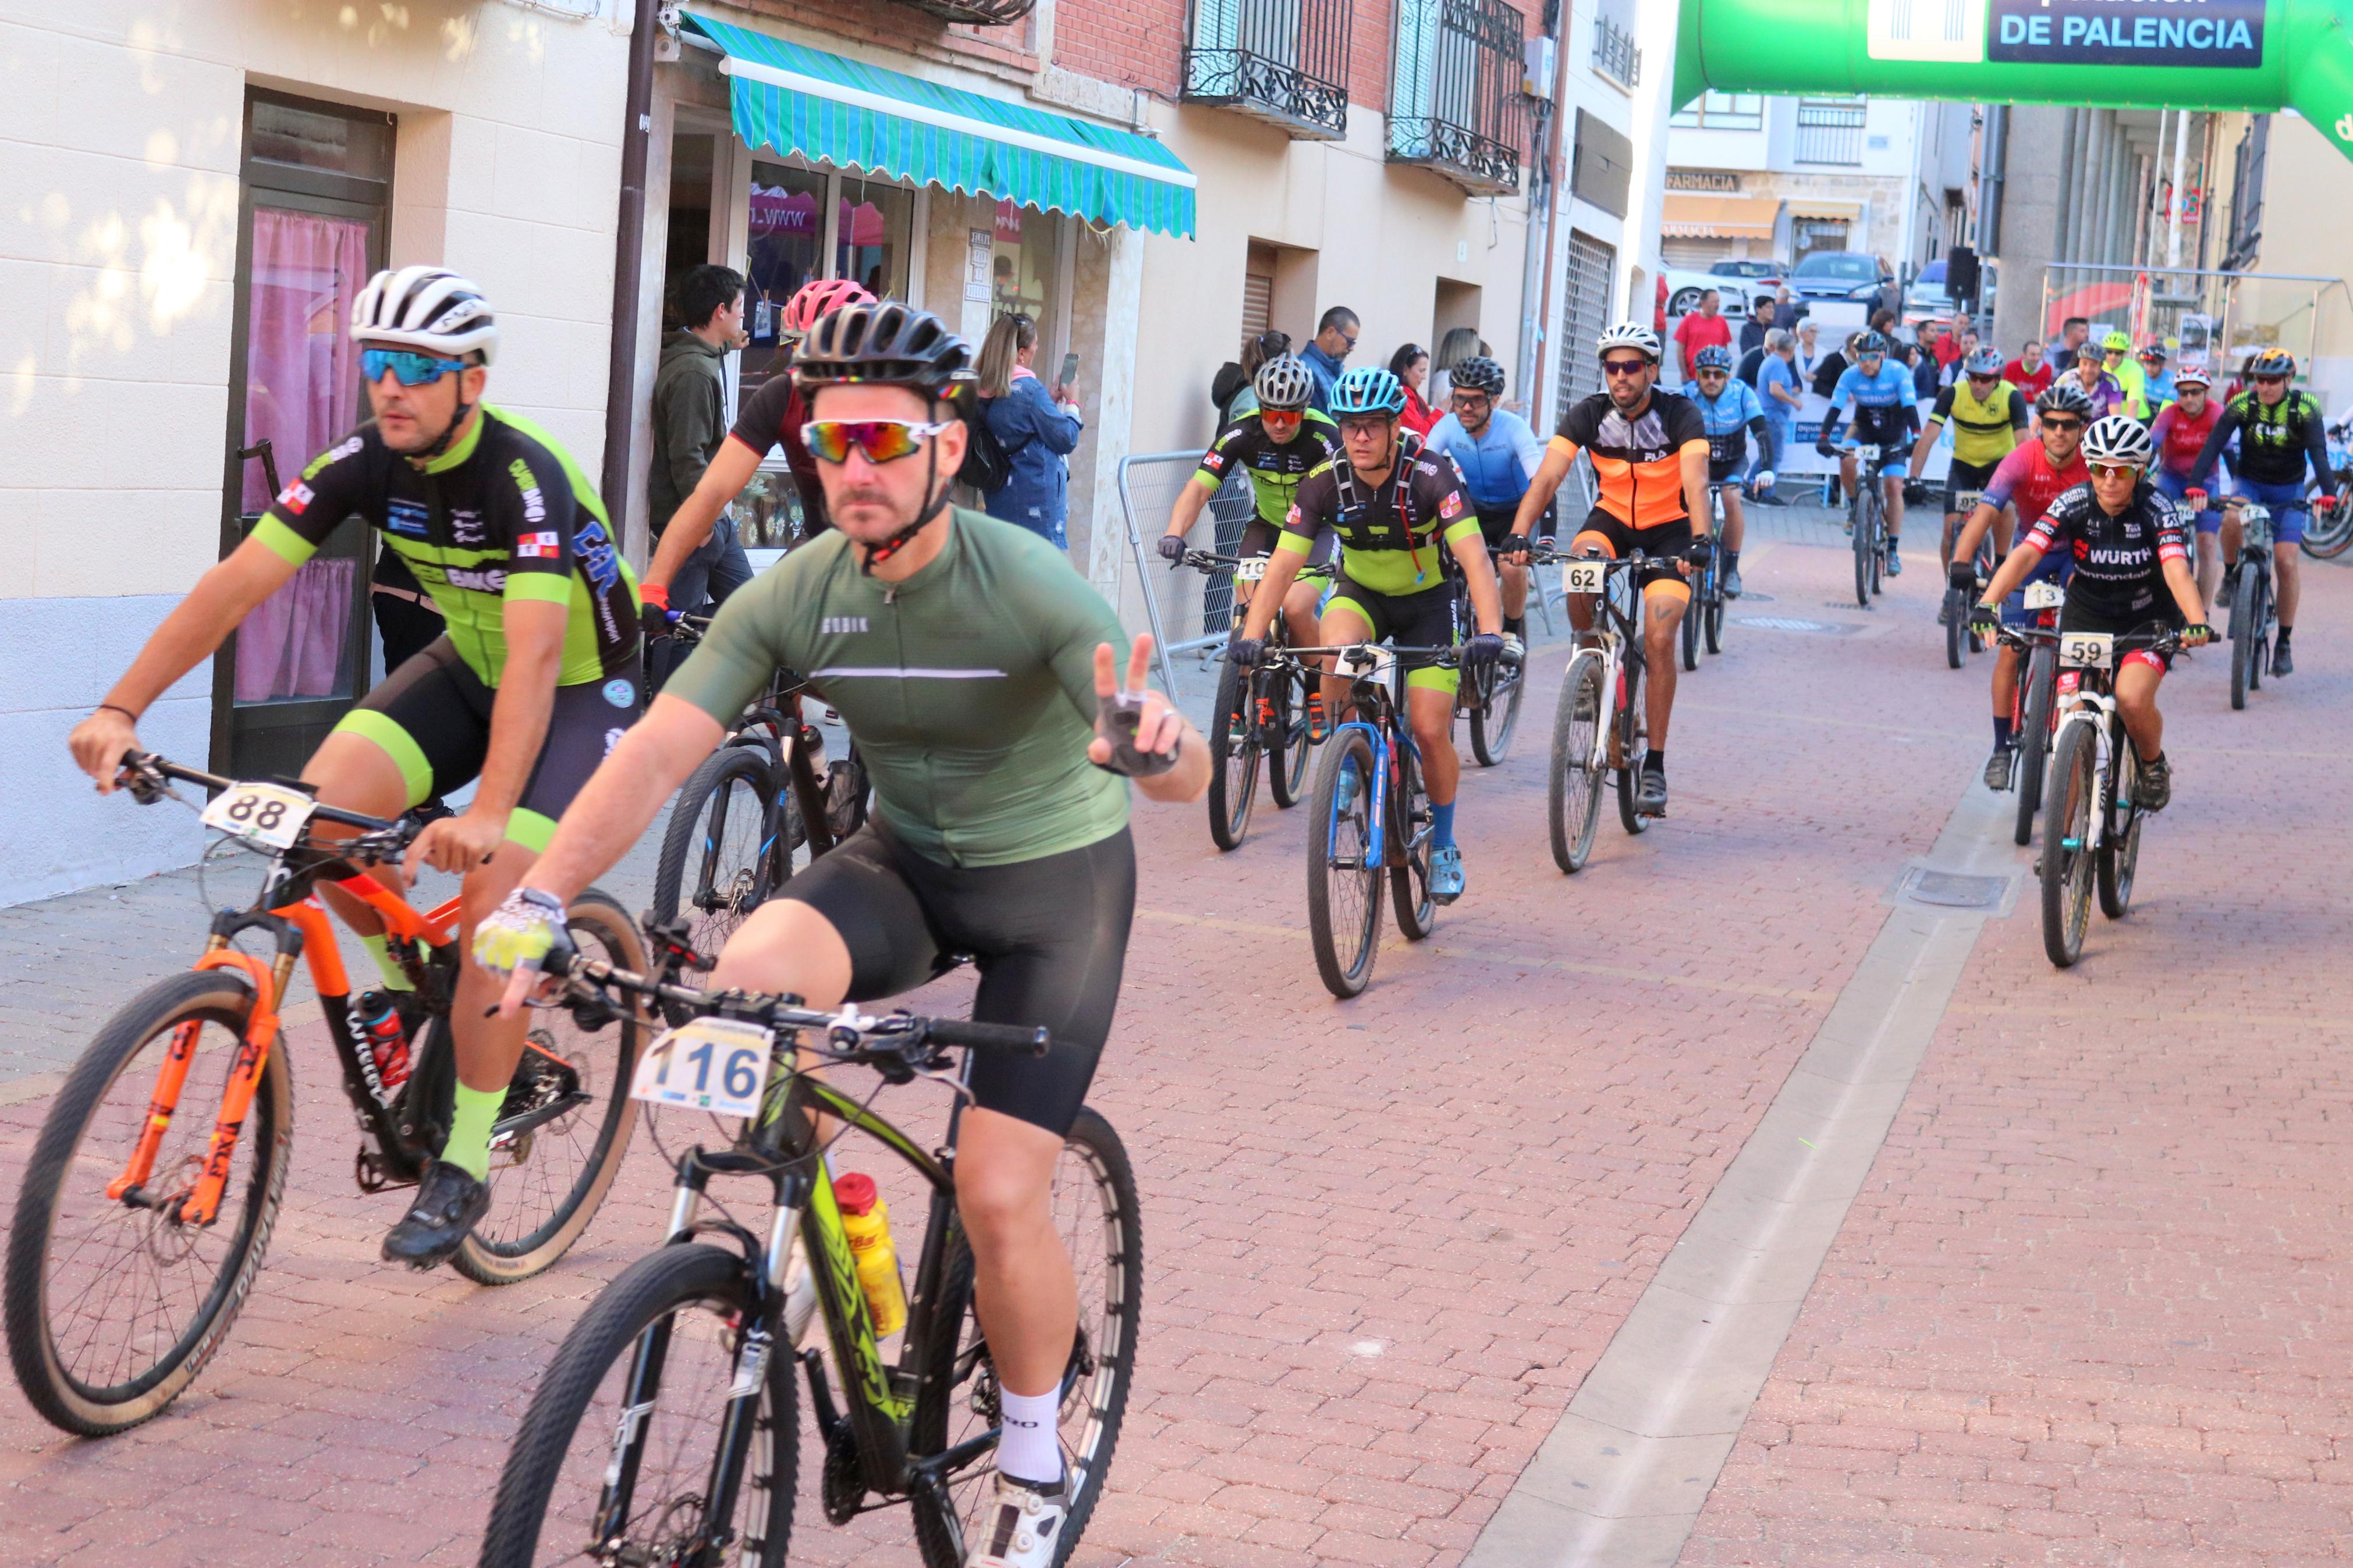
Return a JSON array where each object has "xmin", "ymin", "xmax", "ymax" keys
[{"xmin": 780, "ymin": 278, "xmax": 877, "ymax": 339}]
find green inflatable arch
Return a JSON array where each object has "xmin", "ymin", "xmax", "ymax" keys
[{"xmin": 1674, "ymin": 0, "xmax": 2353, "ymax": 162}]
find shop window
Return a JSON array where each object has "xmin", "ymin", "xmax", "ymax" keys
[
  {"xmin": 836, "ymin": 176, "xmax": 913, "ymax": 300},
  {"xmin": 990, "ymin": 200, "xmax": 1060, "ymax": 326},
  {"xmin": 743, "ymin": 162, "xmax": 829, "ymax": 399}
]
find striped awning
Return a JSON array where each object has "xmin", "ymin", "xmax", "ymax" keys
[{"xmin": 682, "ymin": 12, "xmax": 1196, "ymax": 239}]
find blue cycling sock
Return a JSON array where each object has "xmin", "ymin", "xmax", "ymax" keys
[{"xmin": 1432, "ymin": 801, "xmax": 1457, "ymax": 849}]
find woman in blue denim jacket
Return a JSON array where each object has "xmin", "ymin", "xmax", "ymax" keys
[{"xmin": 978, "ymin": 312, "xmax": 1084, "ymax": 548}]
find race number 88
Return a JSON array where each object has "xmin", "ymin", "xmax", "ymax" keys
[{"xmin": 226, "ymin": 795, "xmax": 288, "ymax": 831}]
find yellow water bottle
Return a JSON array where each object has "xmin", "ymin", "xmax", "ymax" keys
[{"xmin": 833, "ymin": 1172, "xmax": 907, "ymax": 1338}]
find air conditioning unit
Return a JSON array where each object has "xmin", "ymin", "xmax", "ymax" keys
[{"xmin": 1524, "ymin": 37, "xmax": 1556, "ymax": 100}]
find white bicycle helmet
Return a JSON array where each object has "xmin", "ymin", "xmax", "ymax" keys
[
  {"xmin": 2080, "ymin": 414, "xmax": 2155, "ymax": 468},
  {"xmin": 1252, "ymin": 354, "xmax": 1316, "ymax": 412},
  {"xmin": 1597, "ymin": 321, "xmax": 1662, "ymax": 362},
  {"xmin": 351, "ymin": 266, "xmax": 499, "ymax": 365}
]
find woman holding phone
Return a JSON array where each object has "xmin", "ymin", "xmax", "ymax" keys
[{"xmin": 978, "ymin": 311, "xmax": 1085, "ymax": 549}]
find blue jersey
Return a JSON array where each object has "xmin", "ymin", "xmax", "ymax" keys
[
  {"xmin": 1423, "ymin": 410, "xmax": 1543, "ymax": 513},
  {"xmin": 1684, "ymin": 378, "xmax": 1765, "ymax": 435},
  {"xmin": 1828, "ymin": 360, "xmax": 1919, "ymax": 415}
]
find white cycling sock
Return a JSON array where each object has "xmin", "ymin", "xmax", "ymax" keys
[{"xmin": 996, "ymin": 1386, "xmax": 1064, "ymax": 1488}]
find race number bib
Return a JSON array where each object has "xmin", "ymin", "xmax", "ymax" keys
[
  {"xmin": 199, "ymin": 781, "xmax": 317, "ymax": 849},
  {"xmin": 629, "ymin": 1018, "xmax": 776, "ymax": 1119},
  {"xmin": 2059, "ymin": 631, "xmax": 2114, "ymax": 670},
  {"xmin": 2024, "ymin": 581, "xmax": 2065, "ymax": 611},
  {"xmin": 1563, "ymin": 560, "xmax": 1608, "ymax": 595},
  {"xmin": 1233, "ymin": 556, "xmax": 1269, "ymax": 582}
]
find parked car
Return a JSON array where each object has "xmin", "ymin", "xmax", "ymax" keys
[
  {"xmin": 1901, "ymin": 258, "xmax": 1956, "ymax": 328},
  {"xmin": 1709, "ymin": 258, "xmax": 1785, "ymax": 305},
  {"xmin": 1662, "ymin": 265, "xmax": 1752, "ymax": 322},
  {"xmin": 1787, "ymin": 250, "xmax": 1898, "ymax": 318}
]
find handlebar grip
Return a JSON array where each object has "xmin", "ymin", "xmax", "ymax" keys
[{"xmin": 925, "ymin": 1018, "xmax": 1051, "ymax": 1057}]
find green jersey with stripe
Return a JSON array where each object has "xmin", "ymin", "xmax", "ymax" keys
[
  {"xmin": 255, "ymin": 406, "xmax": 641, "ymax": 687},
  {"xmin": 665, "ymin": 509, "xmax": 1129, "ymax": 867}
]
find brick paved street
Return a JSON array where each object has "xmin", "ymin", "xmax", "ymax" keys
[{"xmin": 1, "ymin": 514, "xmax": 2347, "ymax": 1567}]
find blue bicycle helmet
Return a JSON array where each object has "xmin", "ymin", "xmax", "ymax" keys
[
  {"xmin": 1692, "ymin": 344, "xmax": 1734, "ymax": 372},
  {"xmin": 1329, "ymin": 366, "xmax": 1407, "ymax": 416}
]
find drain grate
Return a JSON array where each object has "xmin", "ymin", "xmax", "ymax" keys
[
  {"xmin": 1887, "ymin": 865, "xmax": 2017, "ymax": 915},
  {"xmin": 1735, "ymin": 615, "xmax": 1865, "ymax": 636}
]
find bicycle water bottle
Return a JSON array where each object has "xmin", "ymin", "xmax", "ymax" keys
[
  {"xmin": 833, "ymin": 1173, "xmax": 907, "ymax": 1337},
  {"xmin": 353, "ymin": 991, "xmax": 411, "ymax": 1096}
]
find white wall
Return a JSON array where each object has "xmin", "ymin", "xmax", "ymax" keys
[{"xmin": 0, "ymin": 1, "xmax": 630, "ymax": 903}]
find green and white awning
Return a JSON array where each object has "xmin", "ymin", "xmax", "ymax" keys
[{"xmin": 682, "ymin": 12, "xmax": 1196, "ymax": 239}]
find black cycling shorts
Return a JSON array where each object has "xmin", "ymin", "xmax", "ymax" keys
[
  {"xmin": 1323, "ymin": 573, "xmax": 1463, "ymax": 695},
  {"xmin": 777, "ymin": 822, "xmax": 1135, "ymax": 1137},
  {"xmin": 1473, "ymin": 503, "xmax": 1553, "ymax": 551},
  {"xmin": 1848, "ymin": 407, "xmax": 1913, "ymax": 451},
  {"xmin": 1572, "ymin": 507, "xmax": 1694, "ymax": 601},
  {"xmin": 334, "ymin": 637, "xmax": 643, "ymax": 852},
  {"xmin": 1946, "ymin": 458, "xmax": 2000, "ymax": 514},
  {"xmin": 1707, "ymin": 456, "xmax": 1747, "ymax": 486}
]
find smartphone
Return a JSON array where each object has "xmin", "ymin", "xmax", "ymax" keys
[{"xmin": 1059, "ymin": 352, "xmax": 1080, "ymax": 387}]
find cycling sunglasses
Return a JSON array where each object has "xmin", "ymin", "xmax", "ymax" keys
[
  {"xmin": 2088, "ymin": 461, "xmax": 2142, "ymax": 482},
  {"xmin": 1600, "ymin": 357, "xmax": 1652, "ymax": 378},
  {"xmin": 1259, "ymin": 409, "xmax": 1304, "ymax": 432},
  {"xmin": 800, "ymin": 418, "xmax": 956, "ymax": 465},
  {"xmin": 361, "ymin": 347, "xmax": 467, "ymax": 387},
  {"xmin": 2040, "ymin": 415, "xmax": 2084, "ymax": 432}
]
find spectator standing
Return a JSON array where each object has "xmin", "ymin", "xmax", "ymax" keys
[
  {"xmin": 1298, "ymin": 306, "xmax": 1358, "ymax": 414},
  {"xmin": 1739, "ymin": 297, "xmax": 1779, "ymax": 357},
  {"xmin": 1736, "ymin": 338, "xmax": 1768, "ymax": 389},
  {"xmin": 1793, "ymin": 319, "xmax": 1828, "ymax": 387},
  {"xmin": 2047, "ymin": 315, "xmax": 2091, "ymax": 373},
  {"xmin": 1908, "ymin": 337, "xmax": 1942, "ymax": 403},
  {"xmin": 1391, "ymin": 342, "xmax": 1440, "ymax": 435},
  {"xmin": 2003, "ymin": 338, "xmax": 2053, "ymax": 399},
  {"xmin": 650, "ymin": 263, "xmax": 754, "ymax": 617},
  {"xmin": 1214, "ymin": 329, "xmax": 1289, "ymax": 426},
  {"xmin": 977, "ymin": 311, "xmax": 1085, "ymax": 549},
  {"xmin": 1674, "ymin": 289, "xmax": 1734, "ymax": 382},
  {"xmin": 1754, "ymin": 328, "xmax": 1802, "ymax": 506}
]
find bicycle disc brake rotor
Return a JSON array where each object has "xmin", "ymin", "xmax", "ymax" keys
[{"xmin": 144, "ymin": 1154, "xmax": 208, "ymax": 1265}]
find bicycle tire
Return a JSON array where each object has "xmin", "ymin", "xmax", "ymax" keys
[
  {"xmin": 452, "ymin": 891, "xmax": 647, "ymax": 1286},
  {"xmin": 1703, "ymin": 591, "xmax": 1724, "ymax": 656},
  {"xmin": 2098, "ymin": 805, "xmax": 2142, "ymax": 919},
  {"xmin": 2230, "ymin": 564, "xmax": 2259, "ymax": 710},
  {"xmin": 480, "ymin": 1242, "xmax": 794, "ymax": 1568},
  {"xmin": 1307, "ymin": 728, "xmax": 1384, "ymax": 998},
  {"xmin": 1469, "ymin": 656, "xmax": 1525, "ymax": 766},
  {"xmin": 4, "ymin": 969, "xmax": 289, "ymax": 1435},
  {"xmin": 2251, "ymin": 571, "xmax": 2270, "ymax": 692},
  {"xmin": 2014, "ymin": 642, "xmax": 2057, "ymax": 847},
  {"xmin": 2302, "ymin": 479, "xmax": 2353, "ymax": 557},
  {"xmin": 913, "ymin": 1106, "xmax": 1141, "ymax": 1568},
  {"xmin": 1204, "ymin": 656, "xmax": 1261, "ymax": 852},
  {"xmin": 1389, "ymin": 744, "xmax": 1436, "ymax": 941},
  {"xmin": 652, "ymin": 746, "xmax": 783, "ymax": 958},
  {"xmin": 2042, "ymin": 721, "xmax": 2099, "ymax": 968},
  {"xmin": 1548, "ymin": 652, "xmax": 1605, "ymax": 873},
  {"xmin": 1945, "ymin": 589, "xmax": 1968, "ymax": 669},
  {"xmin": 1616, "ymin": 656, "xmax": 1649, "ymax": 837},
  {"xmin": 1852, "ymin": 494, "xmax": 1875, "ymax": 609},
  {"xmin": 1268, "ymin": 666, "xmax": 1312, "ymax": 808}
]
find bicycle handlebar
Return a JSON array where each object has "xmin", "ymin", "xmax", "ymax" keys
[{"xmin": 119, "ymin": 752, "xmax": 409, "ymax": 839}]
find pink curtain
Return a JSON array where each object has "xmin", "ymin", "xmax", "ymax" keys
[{"xmin": 236, "ymin": 206, "xmax": 370, "ymax": 702}]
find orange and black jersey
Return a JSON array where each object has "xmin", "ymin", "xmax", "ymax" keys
[{"xmin": 1549, "ymin": 391, "xmax": 1710, "ymax": 529}]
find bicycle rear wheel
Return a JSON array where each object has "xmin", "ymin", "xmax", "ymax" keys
[
  {"xmin": 4, "ymin": 969, "xmax": 289, "ymax": 1435},
  {"xmin": 1616, "ymin": 656, "xmax": 1650, "ymax": 837},
  {"xmin": 1548, "ymin": 651, "xmax": 1605, "ymax": 873},
  {"xmin": 2229, "ymin": 564, "xmax": 2259, "ymax": 709},
  {"xmin": 2042, "ymin": 721, "xmax": 2100, "ymax": 968},
  {"xmin": 1703, "ymin": 589, "xmax": 1724, "ymax": 655},
  {"xmin": 1678, "ymin": 586, "xmax": 1700, "ymax": 671},
  {"xmin": 1389, "ymin": 745, "xmax": 1436, "ymax": 940},
  {"xmin": 1205, "ymin": 656, "xmax": 1261, "ymax": 851},
  {"xmin": 452, "ymin": 891, "xmax": 647, "ymax": 1285},
  {"xmin": 1469, "ymin": 656, "xmax": 1525, "ymax": 765},
  {"xmin": 914, "ymin": 1107, "xmax": 1141, "ymax": 1568},
  {"xmin": 653, "ymin": 745, "xmax": 782, "ymax": 961},
  {"xmin": 2014, "ymin": 642, "xmax": 2056, "ymax": 847},
  {"xmin": 480, "ymin": 1242, "xmax": 794, "ymax": 1568},
  {"xmin": 1945, "ymin": 589, "xmax": 1968, "ymax": 669},
  {"xmin": 1268, "ymin": 666, "xmax": 1313, "ymax": 808},
  {"xmin": 1307, "ymin": 729, "xmax": 1384, "ymax": 998},
  {"xmin": 2098, "ymin": 804, "xmax": 2142, "ymax": 919},
  {"xmin": 2303, "ymin": 479, "xmax": 2353, "ymax": 557}
]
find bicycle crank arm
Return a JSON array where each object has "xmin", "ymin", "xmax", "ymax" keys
[
  {"xmin": 488, "ymin": 1089, "xmax": 594, "ymax": 1146},
  {"xmin": 904, "ymin": 1426, "xmax": 1003, "ymax": 1487}
]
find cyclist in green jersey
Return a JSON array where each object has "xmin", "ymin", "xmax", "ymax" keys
[
  {"xmin": 68, "ymin": 268, "xmax": 644, "ymax": 1268},
  {"xmin": 471, "ymin": 301, "xmax": 1206, "ymax": 1568},
  {"xmin": 1158, "ymin": 354, "xmax": 1341, "ymax": 654}
]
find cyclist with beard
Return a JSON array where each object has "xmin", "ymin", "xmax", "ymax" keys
[
  {"xmin": 1680, "ymin": 343, "xmax": 1763, "ymax": 598},
  {"xmin": 1815, "ymin": 330, "xmax": 1920, "ymax": 577},
  {"xmin": 1423, "ymin": 353, "xmax": 1547, "ymax": 630}
]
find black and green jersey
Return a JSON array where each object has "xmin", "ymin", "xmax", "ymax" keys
[
  {"xmin": 666, "ymin": 509, "xmax": 1129, "ymax": 867},
  {"xmin": 1196, "ymin": 410, "xmax": 1342, "ymax": 525},
  {"xmin": 255, "ymin": 406, "xmax": 641, "ymax": 687}
]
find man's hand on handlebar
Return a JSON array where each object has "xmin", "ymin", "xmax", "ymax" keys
[
  {"xmin": 2314, "ymin": 495, "xmax": 2340, "ymax": 516},
  {"xmin": 1156, "ymin": 534, "xmax": 1187, "ymax": 563},
  {"xmin": 2182, "ymin": 486, "xmax": 2207, "ymax": 512},
  {"xmin": 2181, "ymin": 622, "xmax": 2216, "ymax": 648},
  {"xmin": 70, "ymin": 710, "xmax": 140, "ymax": 791},
  {"xmin": 1949, "ymin": 559, "xmax": 1979, "ymax": 591},
  {"xmin": 477, "ymin": 887, "xmax": 576, "ymax": 1019},
  {"xmin": 1968, "ymin": 601, "xmax": 2003, "ymax": 638},
  {"xmin": 1499, "ymin": 533, "xmax": 1531, "ymax": 562}
]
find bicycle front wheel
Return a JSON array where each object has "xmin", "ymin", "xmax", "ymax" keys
[
  {"xmin": 1204, "ymin": 656, "xmax": 1261, "ymax": 851},
  {"xmin": 1548, "ymin": 651, "xmax": 1605, "ymax": 873},
  {"xmin": 1307, "ymin": 728, "xmax": 1384, "ymax": 998},
  {"xmin": 2304, "ymin": 479, "xmax": 2353, "ymax": 557},
  {"xmin": 914, "ymin": 1107, "xmax": 1142, "ymax": 1568},
  {"xmin": 2229, "ymin": 564, "xmax": 2259, "ymax": 709},
  {"xmin": 653, "ymin": 745, "xmax": 783, "ymax": 958},
  {"xmin": 2042, "ymin": 721, "xmax": 2100, "ymax": 968},
  {"xmin": 452, "ymin": 891, "xmax": 647, "ymax": 1285},
  {"xmin": 2015, "ymin": 642, "xmax": 2057, "ymax": 847},
  {"xmin": 1852, "ymin": 498, "xmax": 1875, "ymax": 608},
  {"xmin": 4, "ymin": 968, "xmax": 289, "ymax": 1435},
  {"xmin": 481, "ymin": 1242, "xmax": 794, "ymax": 1568}
]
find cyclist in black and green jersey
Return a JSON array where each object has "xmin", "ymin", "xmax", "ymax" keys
[
  {"xmin": 471, "ymin": 300, "xmax": 1206, "ymax": 1568},
  {"xmin": 1227, "ymin": 364, "xmax": 1506, "ymax": 904},
  {"xmin": 68, "ymin": 267, "xmax": 643, "ymax": 1269},
  {"xmin": 1157, "ymin": 353, "xmax": 1341, "ymax": 654}
]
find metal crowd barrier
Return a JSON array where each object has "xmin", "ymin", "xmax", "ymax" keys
[{"xmin": 1113, "ymin": 451, "xmax": 1261, "ymax": 692}]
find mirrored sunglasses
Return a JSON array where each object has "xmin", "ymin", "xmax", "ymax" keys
[
  {"xmin": 800, "ymin": 418, "xmax": 955, "ymax": 465},
  {"xmin": 361, "ymin": 348, "xmax": 466, "ymax": 387}
]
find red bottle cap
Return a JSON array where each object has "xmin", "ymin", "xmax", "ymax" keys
[{"xmin": 834, "ymin": 1172, "xmax": 878, "ymax": 1216}]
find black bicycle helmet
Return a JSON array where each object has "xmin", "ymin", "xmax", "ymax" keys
[
  {"xmin": 1450, "ymin": 355, "xmax": 1507, "ymax": 397},
  {"xmin": 2248, "ymin": 346, "xmax": 2298, "ymax": 379},
  {"xmin": 792, "ymin": 300, "xmax": 970, "ymax": 397},
  {"xmin": 1852, "ymin": 330, "xmax": 1890, "ymax": 357},
  {"xmin": 2035, "ymin": 381, "xmax": 2098, "ymax": 420}
]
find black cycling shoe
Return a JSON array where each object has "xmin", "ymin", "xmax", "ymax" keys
[
  {"xmin": 381, "ymin": 1160, "xmax": 490, "ymax": 1270},
  {"xmin": 1634, "ymin": 767, "xmax": 1669, "ymax": 816},
  {"xmin": 1982, "ymin": 745, "xmax": 2016, "ymax": 792},
  {"xmin": 2272, "ymin": 634, "xmax": 2294, "ymax": 677},
  {"xmin": 2134, "ymin": 751, "xmax": 2173, "ymax": 813}
]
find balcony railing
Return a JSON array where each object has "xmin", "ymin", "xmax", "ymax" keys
[
  {"xmin": 1591, "ymin": 15, "xmax": 1639, "ymax": 88},
  {"xmin": 1794, "ymin": 100, "xmax": 1866, "ymax": 166},
  {"xmin": 899, "ymin": 0, "xmax": 1037, "ymax": 22},
  {"xmin": 1183, "ymin": 0, "xmax": 1353, "ymax": 140},
  {"xmin": 1388, "ymin": 0, "xmax": 1527, "ymax": 195}
]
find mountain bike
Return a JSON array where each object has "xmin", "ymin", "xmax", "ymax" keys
[
  {"xmin": 1844, "ymin": 442, "xmax": 1894, "ymax": 608},
  {"xmin": 2302, "ymin": 416, "xmax": 2353, "ymax": 558},
  {"xmin": 651, "ymin": 618, "xmax": 869, "ymax": 979},
  {"xmin": 1289, "ymin": 640, "xmax": 1478, "ymax": 998},
  {"xmin": 2039, "ymin": 625, "xmax": 2190, "ymax": 968},
  {"xmin": 1536, "ymin": 545, "xmax": 1657, "ymax": 873},
  {"xmin": 1180, "ymin": 548, "xmax": 1314, "ymax": 850},
  {"xmin": 4, "ymin": 754, "xmax": 645, "ymax": 1436},
  {"xmin": 1943, "ymin": 489, "xmax": 1991, "ymax": 669},
  {"xmin": 480, "ymin": 931, "xmax": 1138, "ymax": 1568},
  {"xmin": 1994, "ymin": 581, "xmax": 2065, "ymax": 847},
  {"xmin": 1679, "ymin": 486, "xmax": 1729, "ymax": 671},
  {"xmin": 2217, "ymin": 498, "xmax": 2275, "ymax": 710}
]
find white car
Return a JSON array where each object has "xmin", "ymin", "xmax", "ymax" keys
[{"xmin": 1662, "ymin": 266, "xmax": 1752, "ymax": 322}]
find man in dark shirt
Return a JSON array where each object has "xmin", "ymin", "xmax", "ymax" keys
[
  {"xmin": 649, "ymin": 265, "xmax": 754, "ymax": 618},
  {"xmin": 1738, "ymin": 296, "xmax": 1779, "ymax": 357}
]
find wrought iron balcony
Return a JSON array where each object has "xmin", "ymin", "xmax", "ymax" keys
[
  {"xmin": 898, "ymin": 0, "xmax": 1037, "ymax": 22},
  {"xmin": 1183, "ymin": 0, "xmax": 1353, "ymax": 141},
  {"xmin": 1591, "ymin": 15, "xmax": 1639, "ymax": 89},
  {"xmin": 1388, "ymin": 0, "xmax": 1527, "ymax": 196},
  {"xmin": 1794, "ymin": 99, "xmax": 1867, "ymax": 166}
]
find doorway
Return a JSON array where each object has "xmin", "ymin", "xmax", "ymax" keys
[{"xmin": 214, "ymin": 90, "xmax": 393, "ymax": 780}]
